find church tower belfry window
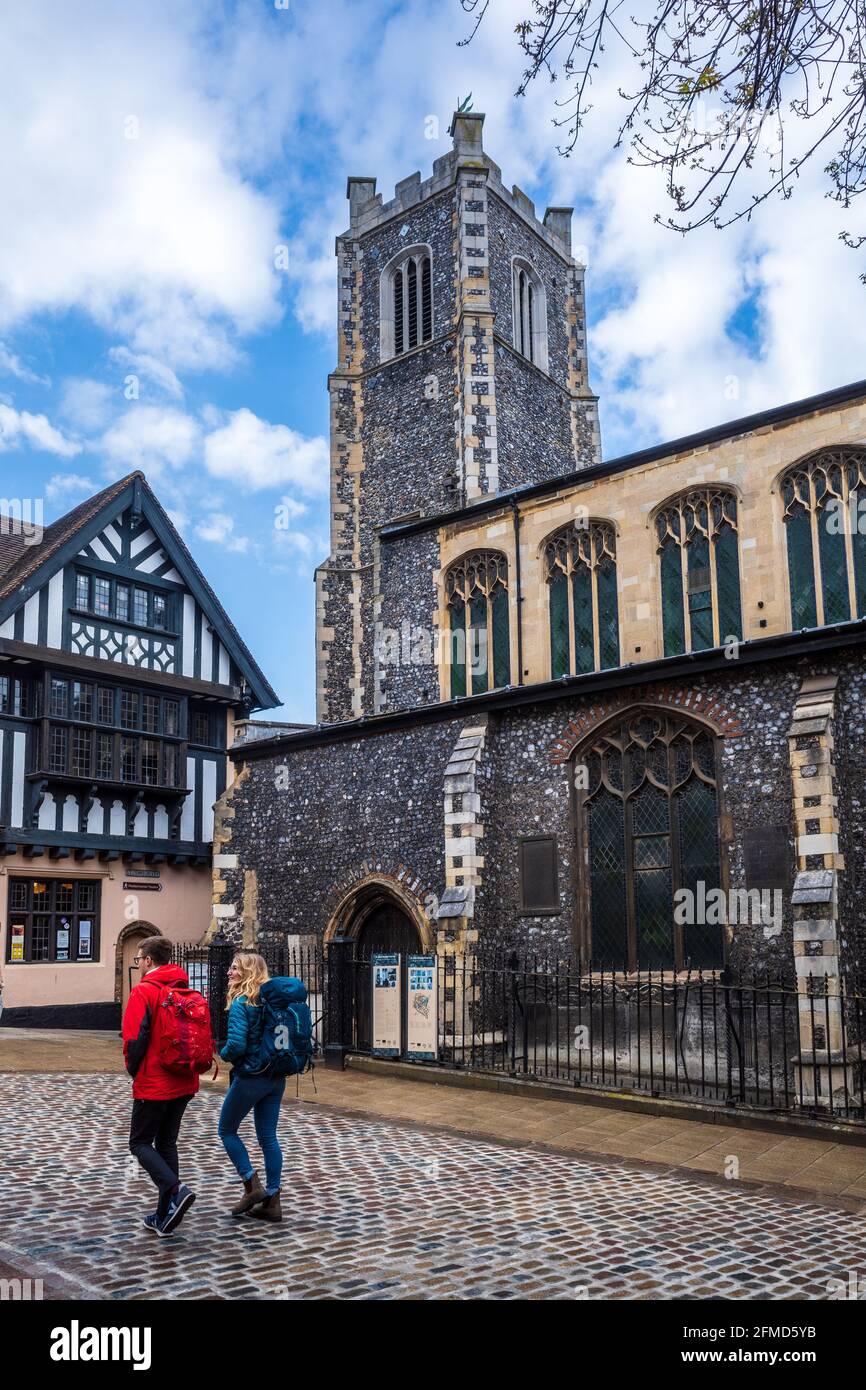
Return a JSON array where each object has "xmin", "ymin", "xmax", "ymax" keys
[
  {"xmin": 380, "ymin": 246, "xmax": 433, "ymax": 360},
  {"xmin": 511, "ymin": 258, "xmax": 548, "ymax": 372}
]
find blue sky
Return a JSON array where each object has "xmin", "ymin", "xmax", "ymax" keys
[{"xmin": 1, "ymin": 1, "xmax": 862, "ymax": 720}]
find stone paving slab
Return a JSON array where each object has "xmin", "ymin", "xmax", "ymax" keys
[
  {"xmin": 5, "ymin": 1028, "xmax": 866, "ymax": 1201},
  {"xmin": 3, "ymin": 1073, "xmax": 866, "ymax": 1301}
]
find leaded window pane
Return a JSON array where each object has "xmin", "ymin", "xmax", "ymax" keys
[
  {"xmin": 469, "ymin": 594, "xmax": 487, "ymax": 696},
  {"xmin": 687, "ymin": 533, "xmax": 713, "ymax": 650},
  {"xmin": 549, "ymin": 572, "xmax": 569, "ymax": 679},
  {"xmin": 677, "ymin": 777, "xmax": 723, "ymax": 968},
  {"xmin": 449, "ymin": 597, "xmax": 466, "ymax": 698},
  {"xmin": 421, "ymin": 256, "xmax": 432, "ymax": 341},
  {"xmin": 587, "ymin": 790, "xmax": 628, "ymax": 966},
  {"xmin": 853, "ymin": 515, "xmax": 866, "ymax": 619},
  {"xmin": 715, "ymin": 524, "xmax": 743, "ymax": 642},
  {"xmin": 660, "ymin": 542, "xmax": 685, "ymax": 656},
  {"xmin": 491, "ymin": 586, "xmax": 510, "ymax": 690},
  {"xmin": 818, "ymin": 516, "xmax": 851, "ymax": 624},
  {"xmin": 785, "ymin": 506, "xmax": 818, "ymax": 628},
  {"xmin": 596, "ymin": 556, "xmax": 620, "ymax": 670},
  {"xmin": 571, "ymin": 565, "xmax": 593, "ymax": 674}
]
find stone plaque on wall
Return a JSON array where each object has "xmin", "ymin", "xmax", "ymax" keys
[{"xmin": 742, "ymin": 825, "xmax": 792, "ymax": 893}]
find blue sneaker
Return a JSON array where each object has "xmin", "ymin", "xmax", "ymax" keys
[
  {"xmin": 157, "ymin": 1184, "xmax": 196, "ymax": 1237},
  {"xmin": 142, "ymin": 1211, "xmax": 160, "ymax": 1233}
]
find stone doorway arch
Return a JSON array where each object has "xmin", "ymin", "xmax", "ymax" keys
[
  {"xmin": 115, "ymin": 921, "xmax": 159, "ymax": 1012},
  {"xmin": 325, "ymin": 875, "xmax": 433, "ymax": 1052}
]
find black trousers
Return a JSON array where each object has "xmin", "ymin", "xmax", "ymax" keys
[{"xmin": 129, "ymin": 1095, "xmax": 193, "ymax": 1217}]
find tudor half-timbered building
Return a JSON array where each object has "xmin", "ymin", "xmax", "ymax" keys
[{"xmin": 0, "ymin": 470, "xmax": 277, "ymax": 1027}]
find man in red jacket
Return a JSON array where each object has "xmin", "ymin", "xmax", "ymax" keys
[{"xmin": 123, "ymin": 936, "xmax": 198, "ymax": 1237}]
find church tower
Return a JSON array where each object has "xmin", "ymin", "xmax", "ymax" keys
[{"xmin": 316, "ymin": 110, "xmax": 600, "ymax": 724}]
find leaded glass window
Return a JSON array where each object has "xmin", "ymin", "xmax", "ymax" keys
[
  {"xmin": 781, "ymin": 448, "xmax": 866, "ymax": 629},
  {"xmin": 445, "ymin": 551, "xmax": 511, "ymax": 697},
  {"xmin": 576, "ymin": 711, "xmax": 724, "ymax": 970},
  {"xmin": 655, "ymin": 489, "xmax": 742, "ymax": 656},
  {"xmin": 512, "ymin": 259, "xmax": 547, "ymax": 369},
  {"xmin": 544, "ymin": 521, "xmax": 620, "ymax": 677}
]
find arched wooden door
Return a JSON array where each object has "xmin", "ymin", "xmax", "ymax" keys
[
  {"xmin": 121, "ymin": 926, "xmax": 156, "ymax": 1011},
  {"xmin": 355, "ymin": 903, "xmax": 421, "ymax": 1052}
]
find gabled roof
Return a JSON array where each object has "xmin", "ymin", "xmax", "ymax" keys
[{"xmin": 0, "ymin": 470, "xmax": 280, "ymax": 710}]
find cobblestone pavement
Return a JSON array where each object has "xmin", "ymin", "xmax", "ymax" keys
[{"xmin": 5, "ymin": 1074, "xmax": 866, "ymax": 1301}]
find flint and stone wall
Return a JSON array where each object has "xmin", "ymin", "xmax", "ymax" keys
[{"xmin": 214, "ymin": 652, "xmax": 866, "ymax": 988}]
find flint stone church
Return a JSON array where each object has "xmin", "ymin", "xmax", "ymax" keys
[{"xmin": 207, "ymin": 113, "xmax": 866, "ymax": 1087}]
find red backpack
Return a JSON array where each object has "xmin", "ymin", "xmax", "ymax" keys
[{"xmin": 152, "ymin": 983, "xmax": 214, "ymax": 1076}]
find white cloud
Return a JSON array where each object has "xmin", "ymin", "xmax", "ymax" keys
[
  {"xmin": 46, "ymin": 472, "xmax": 96, "ymax": 503},
  {"xmin": 0, "ymin": 403, "xmax": 81, "ymax": 458},
  {"xmin": 0, "ymin": 4, "xmax": 286, "ymax": 372},
  {"xmin": 195, "ymin": 511, "xmax": 250, "ymax": 554},
  {"xmin": 203, "ymin": 408, "xmax": 328, "ymax": 493},
  {"xmin": 99, "ymin": 405, "xmax": 199, "ymax": 476},
  {"xmin": 59, "ymin": 378, "xmax": 115, "ymax": 433},
  {"xmin": 0, "ymin": 342, "xmax": 49, "ymax": 386},
  {"xmin": 107, "ymin": 348, "xmax": 184, "ymax": 401}
]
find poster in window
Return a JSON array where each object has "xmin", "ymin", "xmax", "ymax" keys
[
  {"xmin": 405, "ymin": 954, "xmax": 437, "ymax": 1060},
  {"xmin": 55, "ymin": 920, "xmax": 70, "ymax": 962},
  {"xmin": 371, "ymin": 953, "xmax": 400, "ymax": 1057},
  {"xmin": 10, "ymin": 922, "xmax": 24, "ymax": 961},
  {"xmin": 78, "ymin": 920, "xmax": 93, "ymax": 960}
]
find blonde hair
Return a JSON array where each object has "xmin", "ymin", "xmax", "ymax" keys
[{"xmin": 226, "ymin": 952, "xmax": 270, "ymax": 1009}]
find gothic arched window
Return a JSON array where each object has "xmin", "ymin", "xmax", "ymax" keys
[
  {"xmin": 781, "ymin": 448, "xmax": 866, "ymax": 629},
  {"xmin": 656, "ymin": 488, "xmax": 742, "ymax": 657},
  {"xmin": 575, "ymin": 711, "xmax": 723, "ymax": 970},
  {"xmin": 381, "ymin": 247, "xmax": 433, "ymax": 360},
  {"xmin": 512, "ymin": 258, "xmax": 548, "ymax": 371},
  {"xmin": 445, "ymin": 551, "xmax": 511, "ymax": 697},
  {"xmin": 544, "ymin": 521, "xmax": 620, "ymax": 677}
]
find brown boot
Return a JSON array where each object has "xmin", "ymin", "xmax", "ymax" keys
[
  {"xmin": 231, "ymin": 1171, "xmax": 266, "ymax": 1217},
  {"xmin": 250, "ymin": 1189, "xmax": 282, "ymax": 1223}
]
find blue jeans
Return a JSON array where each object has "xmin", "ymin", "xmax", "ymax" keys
[{"xmin": 218, "ymin": 1074, "xmax": 286, "ymax": 1195}]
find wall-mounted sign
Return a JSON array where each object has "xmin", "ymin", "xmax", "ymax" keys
[
  {"xmin": 10, "ymin": 922, "xmax": 24, "ymax": 961},
  {"xmin": 371, "ymin": 953, "xmax": 401, "ymax": 1057},
  {"xmin": 123, "ymin": 882, "xmax": 163, "ymax": 892},
  {"xmin": 406, "ymin": 955, "xmax": 437, "ymax": 1061},
  {"xmin": 124, "ymin": 869, "xmax": 161, "ymax": 879}
]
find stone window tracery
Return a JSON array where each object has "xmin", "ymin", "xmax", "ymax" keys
[
  {"xmin": 544, "ymin": 520, "xmax": 620, "ymax": 677},
  {"xmin": 655, "ymin": 488, "xmax": 742, "ymax": 656},
  {"xmin": 444, "ymin": 551, "xmax": 511, "ymax": 697}
]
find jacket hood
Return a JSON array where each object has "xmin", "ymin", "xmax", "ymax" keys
[
  {"xmin": 141, "ymin": 963, "xmax": 189, "ymax": 988},
  {"xmin": 261, "ymin": 976, "xmax": 307, "ymax": 1006}
]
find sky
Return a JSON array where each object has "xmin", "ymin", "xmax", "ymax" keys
[{"xmin": 0, "ymin": 0, "xmax": 863, "ymax": 721}]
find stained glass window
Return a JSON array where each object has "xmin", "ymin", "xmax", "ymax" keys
[
  {"xmin": 445, "ymin": 552, "xmax": 511, "ymax": 697},
  {"xmin": 656, "ymin": 489, "xmax": 742, "ymax": 656},
  {"xmin": 543, "ymin": 520, "xmax": 620, "ymax": 677},
  {"xmin": 576, "ymin": 711, "xmax": 723, "ymax": 970},
  {"xmin": 782, "ymin": 449, "xmax": 866, "ymax": 629}
]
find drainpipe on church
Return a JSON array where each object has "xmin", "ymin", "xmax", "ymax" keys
[{"xmin": 511, "ymin": 499, "xmax": 524, "ymax": 685}]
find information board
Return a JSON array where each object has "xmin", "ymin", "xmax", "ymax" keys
[
  {"xmin": 371, "ymin": 953, "xmax": 401, "ymax": 1057},
  {"xmin": 405, "ymin": 954, "xmax": 437, "ymax": 1060}
]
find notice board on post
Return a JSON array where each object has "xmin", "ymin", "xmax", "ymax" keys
[
  {"xmin": 405, "ymin": 955, "xmax": 437, "ymax": 1061},
  {"xmin": 371, "ymin": 953, "xmax": 401, "ymax": 1057}
]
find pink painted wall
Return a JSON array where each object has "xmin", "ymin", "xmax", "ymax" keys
[{"xmin": 0, "ymin": 854, "xmax": 212, "ymax": 1007}]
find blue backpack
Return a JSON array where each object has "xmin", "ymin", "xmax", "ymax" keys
[{"xmin": 257, "ymin": 976, "xmax": 315, "ymax": 1077}]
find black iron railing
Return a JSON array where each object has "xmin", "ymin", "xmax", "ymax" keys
[{"xmin": 168, "ymin": 938, "xmax": 866, "ymax": 1123}]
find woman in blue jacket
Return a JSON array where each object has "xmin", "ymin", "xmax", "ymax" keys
[{"xmin": 218, "ymin": 952, "xmax": 285, "ymax": 1222}]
